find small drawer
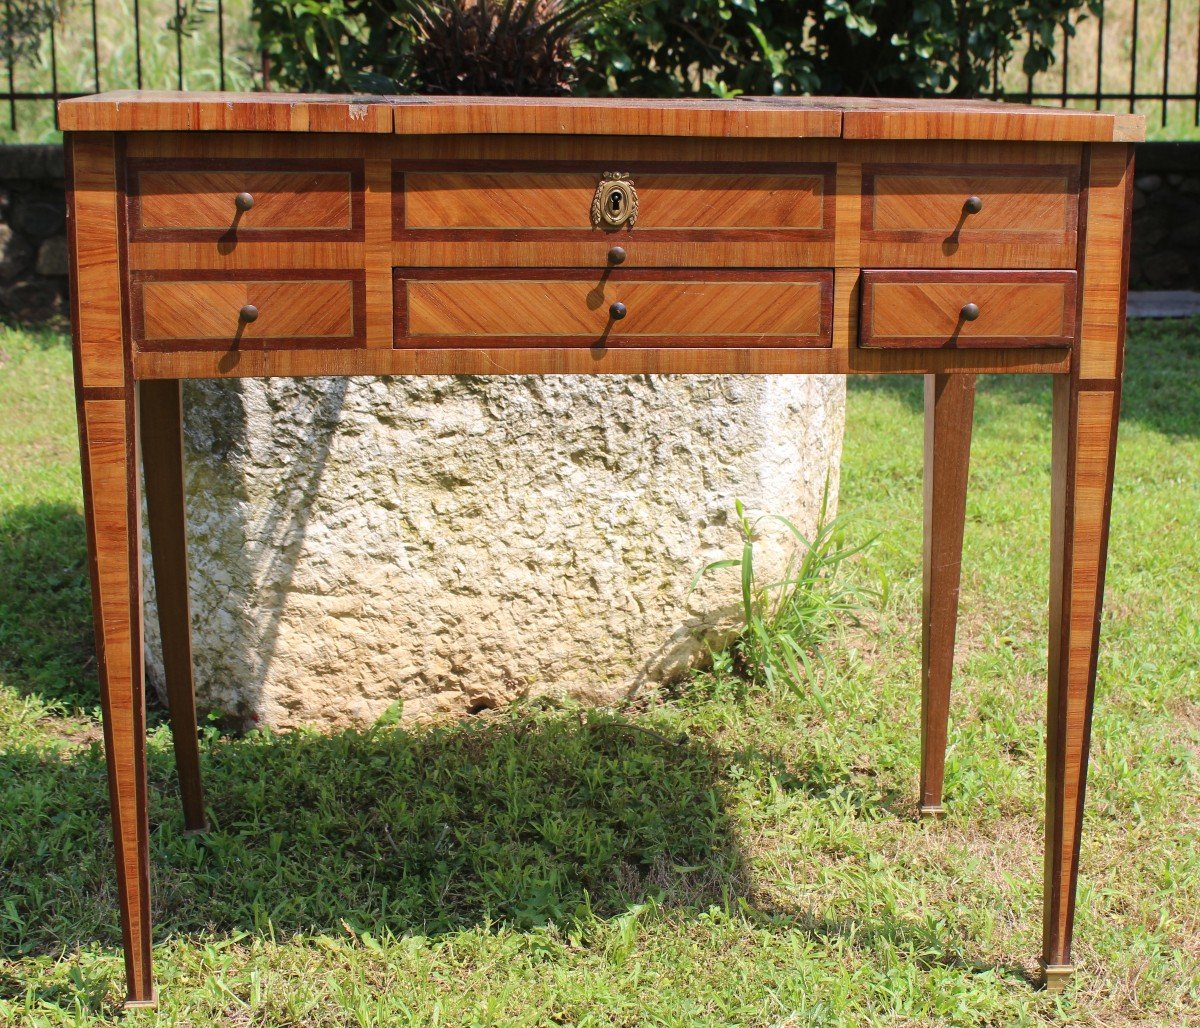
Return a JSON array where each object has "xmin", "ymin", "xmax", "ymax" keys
[
  {"xmin": 861, "ymin": 164, "xmax": 1079, "ymax": 268},
  {"xmin": 126, "ymin": 159, "xmax": 363, "ymax": 242},
  {"xmin": 394, "ymin": 269, "xmax": 833, "ymax": 348},
  {"xmin": 858, "ymin": 270, "xmax": 1077, "ymax": 349},
  {"xmin": 133, "ymin": 272, "xmax": 365, "ymax": 351}
]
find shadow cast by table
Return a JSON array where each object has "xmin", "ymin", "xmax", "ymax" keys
[{"xmin": 1, "ymin": 708, "xmax": 1032, "ymax": 1014}]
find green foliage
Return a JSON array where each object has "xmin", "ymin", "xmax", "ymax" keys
[
  {"xmin": 257, "ymin": 0, "xmax": 1099, "ymax": 101},
  {"xmin": 693, "ymin": 488, "xmax": 882, "ymax": 704},
  {"xmin": 574, "ymin": 0, "xmax": 1101, "ymax": 98},
  {"xmin": 255, "ymin": 0, "xmax": 626, "ymax": 95},
  {"xmin": 1, "ymin": 0, "xmax": 70, "ymax": 68}
]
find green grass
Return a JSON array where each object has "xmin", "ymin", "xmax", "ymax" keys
[{"xmin": 0, "ymin": 320, "xmax": 1198, "ymax": 1025}]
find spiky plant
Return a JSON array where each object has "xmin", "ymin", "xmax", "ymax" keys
[{"xmin": 392, "ymin": 0, "xmax": 620, "ymax": 95}]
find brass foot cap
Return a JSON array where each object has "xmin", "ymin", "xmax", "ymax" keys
[
  {"xmin": 918, "ymin": 805, "xmax": 946, "ymax": 819},
  {"xmin": 1040, "ymin": 963, "xmax": 1074, "ymax": 994},
  {"xmin": 182, "ymin": 821, "xmax": 210, "ymax": 837},
  {"xmin": 123, "ymin": 989, "xmax": 158, "ymax": 1010}
]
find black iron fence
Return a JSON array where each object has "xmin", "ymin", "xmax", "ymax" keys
[
  {"xmin": 3, "ymin": 0, "xmax": 1199, "ymax": 139},
  {"xmin": 982, "ymin": 0, "xmax": 1200, "ymax": 130}
]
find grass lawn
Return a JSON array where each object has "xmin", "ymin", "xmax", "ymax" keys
[{"xmin": 0, "ymin": 320, "xmax": 1197, "ymax": 1026}]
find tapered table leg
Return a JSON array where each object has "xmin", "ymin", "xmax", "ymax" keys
[
  {"xmin": 1041, "ymin": 374, "xmax": 1121, "ymax": 991},
  {"xmin": 920, "ymin": 373, "xmax": 976, "ymax": 818},
  {"xmin": 77, "ymin": 391, "xmax": 156, "ymax": 1007},
  {"xmin": 140, "ymin": 379, "xmax": 207, "ymax": 833}
]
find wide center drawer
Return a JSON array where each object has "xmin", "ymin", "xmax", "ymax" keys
[
  {"xmin": 394, "ymin": 269, "xmax": 833, "ymax": 348},
  {"xmin": 393, "ymin": 163, "xmax": 836, "ymax": 268},
  {"xmin": 126, "ymin": 159, "xmax": 364, "ymax": 241}
]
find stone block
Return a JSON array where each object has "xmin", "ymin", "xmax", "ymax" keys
[
  {"xmin": 141, "ymin": 375, "xmax": 847, "ymax": 728},
  {"xmin": 10, "ymin": 194, "xmax": 65, "ymax": 241},
  {"xmin": 0, "ymin": 277, "xmax": 66, "ymax": 322},
  {"xmin": 35, "ymin": 233, "xmax": 68, "ymax": 274},
  {"xmin": 35, "ymin": 234, "xmax": 68, "ymax": 276},
  {"xmin": 0, "ymin": 224, "xmax": 32, "ymax": 280}
]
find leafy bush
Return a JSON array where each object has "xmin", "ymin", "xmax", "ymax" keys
[
  {"xmin": 1, "ymin": 1, "xmax": 68, "ymax": 68},
  {"xmin": 256, "ymin": 0, "xmax": 624, "ymax": 94},
  {"xmin": 573, "ymin": 0, "xmax": 1101, "ymax": 98},
  {"xmin": 692, "ymin": 491, "xmax": 883, "ymax": 706},
  {"xmin": 257, "ymin": 0, "xmax": 1098, "ymax": 99}
]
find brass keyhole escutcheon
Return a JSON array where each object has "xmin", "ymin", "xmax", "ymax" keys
[{"xmin": 592, "ymin": 172, "xmax": 638, "ymax": 230}]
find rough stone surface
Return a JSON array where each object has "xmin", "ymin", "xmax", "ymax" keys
[
  {"xmin": 0, "ymin": 146, "xmax": 69, "ymax": 322},
  {"xmin": 0, "ymin": 223, "xmax": 32, "ymax": 280},
  {"xmin": 35, "ymin": 234, "xmax": 68, "ymax": 276},
  {"xmin": 0, "ymin": 277, "xmax": 65, "ymax": 322},
  {"xmin": 11, "ymin": 194, "xmax": 64, "ymax": 240},
  {"xmin": 141, "ymin": 374, "xmax": 846, "ymax": 729}
]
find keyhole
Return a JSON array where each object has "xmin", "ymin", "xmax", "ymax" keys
[{"xmin": 610, "ymin": 190, "xmax": 624, "ymax": 214}]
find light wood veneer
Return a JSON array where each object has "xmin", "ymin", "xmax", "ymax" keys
[
  {"xmin": 859, "ymin": 270, "xmax": 1077, "ymax": 348},
  {"xmin": 396, "ymin": 269, "xmax": 832, "ymax": 347},
  {"xmin": 59, "ymin": 92, "xmax": 1141, "ymax": 1008}
]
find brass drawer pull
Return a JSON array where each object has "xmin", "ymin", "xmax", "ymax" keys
[
  {"xmin": 609, "ymin": 301, "xmax": 627, "ymax": 320},
  {"xmin": 607, "ymin": 246, "xmax": 627, "ymax": 265},
  {"xmin": 960, "ymin": 302, "xmax": 981, "ymax": 321},
  {"xmin": 963, "ymin": 195, "xmax": 983, "ymax": 215},
  {"xmin": 239, "ymin": 304, "xmax": 259, "ymax": 323},
  {"xmin": 234, "ymin": 191, "xmax": 255, "ymax": 212}
]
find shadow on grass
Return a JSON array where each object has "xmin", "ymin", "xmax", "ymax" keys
[
  {"xmin": 851, "ymin": 316, "xmax": 1200, "ymax": 439},
  {"xmin": 0, "ymin": 706, "xmax": 1032, "ymax": 1016},
  {"xmin": 0, "ymin": 500, "xmax": 97, "ymax": 710}
]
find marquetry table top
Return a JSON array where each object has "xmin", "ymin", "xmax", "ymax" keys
[{"xmin": 59, "ymin": 91, "xmax": 1145, "ymax": 142}]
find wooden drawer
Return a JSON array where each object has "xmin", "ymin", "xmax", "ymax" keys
[
  {"xmin": 133, "ymin": 272, "xmax": 366, "ymax": 351},
  {"xmin": 394, "ymin": 269, "xmax": 833, "ymax": 348},
  {"xmin": 126, "ymin": 159, "xmax": 363, "ymax": 242},
  {"xmin": 394, "ymin": 163, "xmax": 835, "ymax": 267},
  {"xmin": 859, "ymin": 270, "xmax": 1077, "ymax": 349},
  {"xmin": 861, "ymin": 164, "xmax": 1079, "ymax": 268}
]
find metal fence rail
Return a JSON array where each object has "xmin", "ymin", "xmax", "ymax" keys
[
  {"xmin": 3, "ymin": 0, "xmax": 1199, "ymax": 137},
  {"xmin": 982, "ymin": 0, "xmax": 1200, "ymax": 128},
  {"xmin": 3, "ymin": 0, "xmax": 256, "ymax": 136}
]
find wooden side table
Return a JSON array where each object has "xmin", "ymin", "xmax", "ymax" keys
[{"xmin": 58, "ymin": 92, "xmax": 1143, "ymax": 1007}]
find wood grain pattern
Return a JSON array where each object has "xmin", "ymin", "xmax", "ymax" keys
[
  {"xmin": 920, "ymin": 373, "xmax": 976, "ymax": 817},
  {"xmin": 364, "ymin": 159, "xmax": 394, "ymax": 348},
  {"xmin": 133, "ymin": 272, "xmax": 365, "ymax": 351},
  {"xmin": 389, "ymin": 96, "xmax": 842, "ymax": 138},
  {"xmin": 76, "ymin": 393, "xmax": 155, "ymax": 1006},
  {"xmin": 69, "ymin": 134, "xmax": 126, "ymax": 387},
  {"xmin": 1043, "ymin": 378, "xmax": 1122, "ymax": 989},
  {"xmin": 1038, "ymin": 142, "xmax": 1132, "ymax": 993},
  {"xmin": 861, "ymin": 164, "xmax": 1078, "ymax": 268},
  {"xmin": 835, "ymin": 97, "xmax": 1144, "ymax": 142},
  {"xmin": 1077, "ymin": 146, "xmax": 1135, "ymax": 380},
  {"xmin": 130, "ymin": 162, "xmax": 358, "ymax": 240},
  {"xmin": 859, "ymin": 270, "xmax": 1077, "ymax": 348},
  {"xmin": 127, "ymin": 241, "xmax": 364, "ymax": 271},
  {"xmin": 59, "ymin": 93, "xmax": 1145, "ymax": 142},
  {"xmin": 402, "ymin": 169, "xmax": 830, "ymax": 232},
  {"xmin": 391, "ymin": 239, "xmax": 838, "ymax": 270},
  {"xmin": 134, "ymin": 344, "xmax": 1071, "ymax": 380},
  {"xmin": 833, "ymin": 161, "xmax": 862, "ymax": 268},
  {"xmin": 832, "ymin": 267, "xmax": 860, "ymax": 352},
  {"xmin": 59, "ymin": 91, "xmax": 393, "ymax": 133},
  {"xmin": 396, "ymin": 269, "xmax": 833, "ymax": 347},
  {"xmin": 139, "ymin": 380, "xmax": 206, "ymax": 833}
]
